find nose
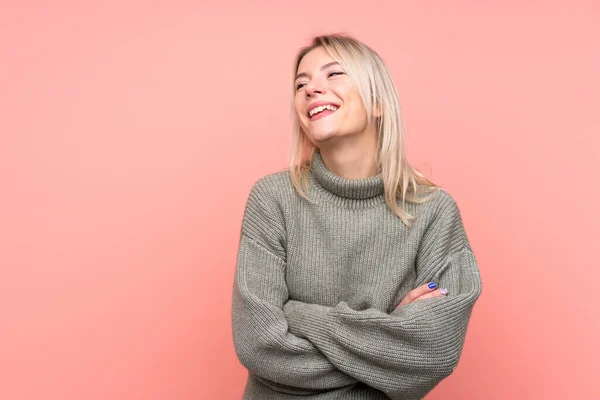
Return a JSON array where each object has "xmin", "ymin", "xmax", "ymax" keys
[{"xmin": 305, "ymin": 80, "xmax": 326, "ymax": 97}]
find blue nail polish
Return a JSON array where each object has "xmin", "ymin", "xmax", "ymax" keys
[{"xmin": 428, "ymin": 282, "xmax": 437, "ymax": 289}]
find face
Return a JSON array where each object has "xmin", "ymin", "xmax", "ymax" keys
[{"xmin": 294, "ymin": 46, "xmax": 376, "ymax": 146}]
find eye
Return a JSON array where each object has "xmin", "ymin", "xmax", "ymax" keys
[{"xmin": 295, "ymin": 71, "xmax": 345, "ymax": 91}]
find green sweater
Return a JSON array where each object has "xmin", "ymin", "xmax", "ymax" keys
[{"xmin": 231, "ymin": 151, "xmax": 483, "ymax": 399}]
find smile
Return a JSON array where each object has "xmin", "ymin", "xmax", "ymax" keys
[{"xmin": 309, "ymin": 105, "xmax": 339, "ymax": 120}]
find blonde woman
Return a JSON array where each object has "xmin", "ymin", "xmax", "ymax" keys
[{"xmin": 231, "ymin": 33, "xmax": 483, "ymax": 400}]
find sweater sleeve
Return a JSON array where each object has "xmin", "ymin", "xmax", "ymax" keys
[
  {"xmin": 231, "ymin": 179, "xmax": 359, "ymax": 394},
  {"xmin": 281, "ymin": 192, "xmax": 483, "ymax": 400}
]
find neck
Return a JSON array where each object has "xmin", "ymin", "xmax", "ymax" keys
[
  {"xmin": 317, "ymin": 134, "xmax": 380, "ymax": 180},
  {"xmin": 309, "ymin": 150, "xmax": 385, "ymax": 202}
]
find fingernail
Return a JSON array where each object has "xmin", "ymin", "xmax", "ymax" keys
[
  {"xmin": 428, "ymin": 282, "xmax": 437, "ymax": 289},
  {"xmin": 440, "ymin": 288, "xmax": 448, "ymax": 295}
]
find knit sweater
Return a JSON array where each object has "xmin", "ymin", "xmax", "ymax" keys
[{"xmin": 231, "ymin": 151, "xmax": 483, "ymax": 400}]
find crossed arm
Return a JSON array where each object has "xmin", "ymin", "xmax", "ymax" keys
[
  {"xmin": 231, "ymin": 183, "xmax": 482, "ymax": 398},
  {"xmin": 281, "ymin": 244, "xmax": 481, "ymax": 399},
  {"xmin": 232, "ymin": 233, "xmax": 359, "ymax": 394}
]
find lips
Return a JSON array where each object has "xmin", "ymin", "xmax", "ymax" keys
[
  {"xmin": 309, "ymin": 108, "xmax": 338, "ymax": 121},
  {"xmin": 306, "ymin": 101, "xmax": 340, "ymax": 118}
]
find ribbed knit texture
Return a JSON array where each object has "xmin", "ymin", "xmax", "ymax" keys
[{"xmin": 231, "ymin": 151, "xmax": 483, "ymax": 400}]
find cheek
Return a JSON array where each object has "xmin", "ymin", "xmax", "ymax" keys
[
  {"xmin": 293, "ymin": 101, "xmax": 305, "ymax": 121},
  {"xmin": 335, "ymin": 87, "xmax": 364, "ymax": 116},
  {"xmin": 345, "ymin": 95, "xmax": 368, "ymax": 120}
]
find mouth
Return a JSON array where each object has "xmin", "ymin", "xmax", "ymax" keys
[{"xmin": 307, "ymin": 104, "xmax": 339, "ymax": 121}]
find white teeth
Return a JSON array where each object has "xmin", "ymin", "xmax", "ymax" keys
[{"xmin": 309, "ymin": 104, "xmax": 338, "ymax": 117}]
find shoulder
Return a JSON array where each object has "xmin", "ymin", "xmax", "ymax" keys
[
  {"xmin": 245, "ymin": 170, "xmax": 293, "ymax": 217},
  {"xmin": 248, "ymin": 170, "xmax": 292, "ymax": 200},
  {"xmin": 242, "ymin": 170, "xmax": 291, "ymax": 233},
  {"xmin": 413, "ymin": 186, "xmax": 459, "ymax": 211},
  {"xmin": 413, "ymin": 187, "xmax": 464, "ymax": 229},
  {"xmin": 413, "ymin": 187, "xmax": 471, "ymax": 250},
  {"xmin": 428, "ymin": 188, "xmax": 461, "ymax": 213},
  {"xmin": 241, "ymin": 170, "xmax": 290, "ymax": 259}
]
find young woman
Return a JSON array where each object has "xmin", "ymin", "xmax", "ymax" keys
[{"xmin": 231, "ymin": 33, "xmax": 483, "ymax": 400}]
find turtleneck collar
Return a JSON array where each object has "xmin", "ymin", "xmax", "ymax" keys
[{"xmin": 310, "ymin": 151, "xmax": 385, "ymax": 200}]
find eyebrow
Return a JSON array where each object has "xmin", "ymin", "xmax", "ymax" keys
[{"xmin": 295, "ymin": 61, "xmax": 341, "ymax": 81}]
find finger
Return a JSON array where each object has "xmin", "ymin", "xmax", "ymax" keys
[
  {"xmin": 397, "ymin": 281, "xmax": 440, "ymax": 307},
  {"xmin": 414, "ymin": 288, "xmax": 449, "ymax": 302}
]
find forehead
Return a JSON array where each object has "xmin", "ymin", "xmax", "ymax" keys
[{"xmin": 297, "ymin": 46, "xmax": 338, "ymax": 71}]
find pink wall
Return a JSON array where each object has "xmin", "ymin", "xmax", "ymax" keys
[{"xmin": 1, "ymin": 1, "xmax": 598, "ymax": 399}]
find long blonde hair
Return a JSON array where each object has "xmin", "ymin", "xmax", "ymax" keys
[{"xmin": 288, "ymin": 33, "xmax": 440, "ymax": 228}]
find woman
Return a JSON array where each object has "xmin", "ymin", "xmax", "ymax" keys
[{"xmin": 231, "ymin": 33, "xmax": 483, "ymax": 400}]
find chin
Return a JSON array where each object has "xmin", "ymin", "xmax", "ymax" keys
[{"xmin": 308, "ymin": 130, "xmax": 338, "ymax": 143}]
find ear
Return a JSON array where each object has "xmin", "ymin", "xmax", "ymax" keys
[{"xmin": 372, "ymin": 103, "xmax": 382, "ymax": 118}]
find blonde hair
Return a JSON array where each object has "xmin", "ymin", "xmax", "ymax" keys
[{"xmin": 288, "ymin": 33, "xmax": 440, "ymax": 228}]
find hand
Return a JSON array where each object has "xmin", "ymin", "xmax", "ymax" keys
[{"xmin": 395, "ymin": 282, "xmax": 448, "ymax": 310}]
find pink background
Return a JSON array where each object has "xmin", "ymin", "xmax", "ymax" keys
[{"xmin": 1, "ymin": 1, "xmax": 598, "ymax": 399}]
